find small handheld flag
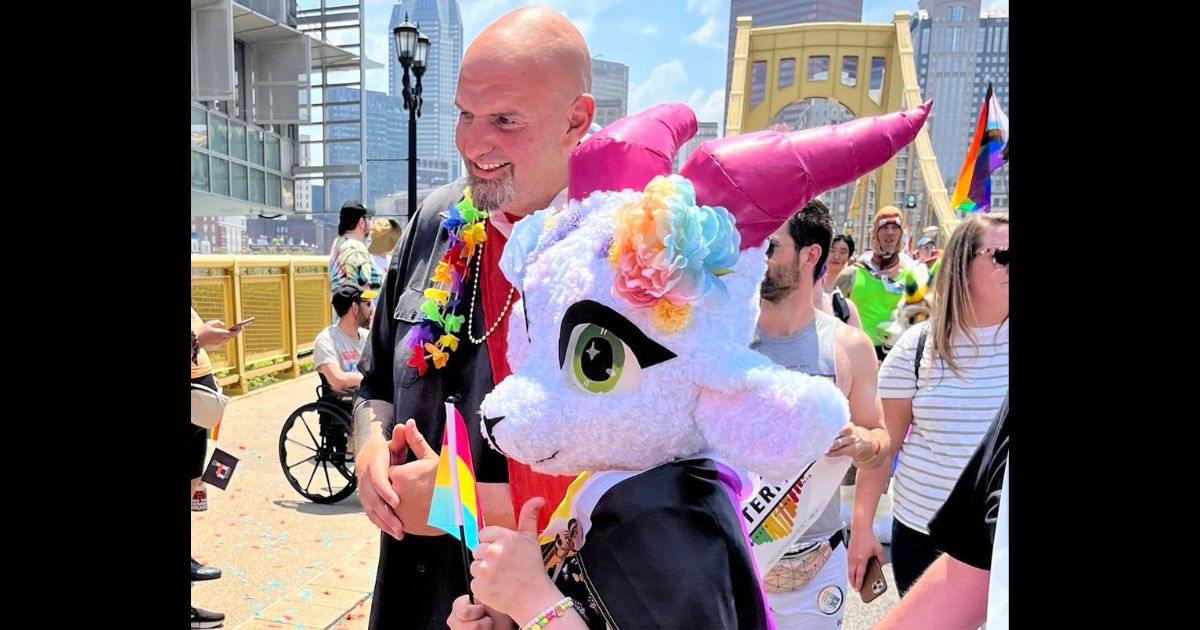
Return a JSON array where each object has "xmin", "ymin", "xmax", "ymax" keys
[{"xmin": 427, "ymin": 399, "xmax": 483, "ymax": 602}]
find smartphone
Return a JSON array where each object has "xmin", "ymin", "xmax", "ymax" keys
[
  {"xmin": 229, "ymin": 317, "xmax": 256, "ymax": 331},
  {"xmin": 859, "ymin": 555, "xmax": 888, "ymax": 603}
]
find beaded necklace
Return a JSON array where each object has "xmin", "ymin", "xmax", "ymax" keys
[{"xmin": 402, "ymin": 188, "xmax": 515, "ymax": 375}]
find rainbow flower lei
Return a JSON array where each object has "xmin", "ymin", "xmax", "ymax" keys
[
  {"xmin": 607, "ymin": 175, "xmax": 740, "ymax": 332},
  {"xmin": 402, "ymin": 187, "xmax": 488, "ymax": 375}
]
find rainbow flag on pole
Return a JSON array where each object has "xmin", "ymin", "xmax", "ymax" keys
[
  {"xmin": 950, "ymin": 83, "xmax": 1009, "ymax": 213},
  {"xmin": 427, "ymin": 401, "xmax": 482, "ymax": 550}
]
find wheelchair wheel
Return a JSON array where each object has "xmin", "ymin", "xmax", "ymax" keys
[{"xmin": 279, "ymin": 401, "xmax": 357, "ymax": 504}]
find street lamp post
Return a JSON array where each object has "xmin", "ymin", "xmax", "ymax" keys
[{"xmin": 394, "ymin": 15, "xmax": 430, "ymax": 222}]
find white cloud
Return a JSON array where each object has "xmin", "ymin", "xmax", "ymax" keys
[
  {"xmin": 686, "ymin": 0, "xmax": 723, "ymax": 16},
  {"xmin": 629, "ymin": 60, "xmax": 689, "ymax": 114},
  {"xmin": 569, "ymin": 13, "xmax": 594, "ymax": 36},
  {"xmin": 685, "ymin": 88, "xmax": 726, "ymax": 125},
  {"xmin": 687, "ymin": 16, "xmax": 723, "ymax": 49},
  {"xmin": 640, "ymin": 25, "xmax": 660, "ymax": 35},
  {"xmin": 629, "ymin": 61, "xmax": 724, "ymax": 130},
  {"xmin": 541, "ymin": 0, "xmax": 626, "ymax": 38}
]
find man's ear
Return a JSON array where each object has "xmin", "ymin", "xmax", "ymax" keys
[
  {"xmin": 804, "ymin": 244, "xmax": 824, "ymax": 269},
  {"xmin": 565, "ymin": 94, "xmax": 595, "ymax": 145}
]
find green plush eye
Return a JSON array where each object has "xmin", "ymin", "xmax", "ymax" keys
[{"xmin": 564, "ymin": 324, "xmax": 640, "ymax": 394}]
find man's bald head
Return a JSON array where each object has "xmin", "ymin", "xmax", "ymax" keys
[
  {"xmin": 454, "ymin": 6, "xmax": 596, "ymax": 218},
  {"xmin": 464, "ymin": 6, "xmax": 591, "ymax": 100}
]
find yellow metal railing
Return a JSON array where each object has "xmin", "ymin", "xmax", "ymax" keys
[{"xmin": 192, "ymin": 255, "xmax": 331, "ymax": 395}]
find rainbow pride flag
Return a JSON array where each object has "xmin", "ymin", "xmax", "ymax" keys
[
  {"xmin": 206, "ymin": 418, "xmax": 221, "ymax": 441},
  {"xmin": 427, "ymin": 402, "xmax": 482, "ymax": 550},
  {"xmin": 951, "ymin": 83, "xmax": 1009, "ymax": 213}
]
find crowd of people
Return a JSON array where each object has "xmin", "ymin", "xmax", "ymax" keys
[{"xmin": 189, "ymin": 7, "xmax": 1008, "ymax": 630}]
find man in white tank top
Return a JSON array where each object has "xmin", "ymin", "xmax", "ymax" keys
[{"xmin": 753, "ymin": 201, "xmax": 890, "ymax": 629}]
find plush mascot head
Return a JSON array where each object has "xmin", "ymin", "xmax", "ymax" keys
[
  {"xmin": 481, "ymin": 101, "xmax": 931, "ymax": 482},
  {"xmin": 878, "ymin": 264, "xmax": 936, "ymax": 350}
]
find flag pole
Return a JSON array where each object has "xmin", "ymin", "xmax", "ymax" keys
[
  {"xmin": 446, "ymin": 397, "xmax": 476, "ymax": 604},
  {"xmin": 460, "ymin": 523, "xmax": 475, "ymax": 604}
]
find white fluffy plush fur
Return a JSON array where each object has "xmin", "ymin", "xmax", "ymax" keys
[{"xmin": 482, "ymin": 189, "xmax": 849, "ymax": 483}]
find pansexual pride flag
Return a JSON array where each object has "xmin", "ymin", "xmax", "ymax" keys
[
  {"xmin": 427, "ymin": 402, "xmax": 482, "ymax": 550},
  {"xmin": 951, "ymin": 83, "xmax": 1009, "ymax": 213}
]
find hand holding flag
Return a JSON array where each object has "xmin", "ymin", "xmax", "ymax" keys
[{"xmin": 428, "ymin": 400, "xmax": 484, "ymax": 602}]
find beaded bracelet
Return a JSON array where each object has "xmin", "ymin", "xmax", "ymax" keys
[{"xmin": 520, "ymin": 597, "xmax": 575, "ymax": 630}]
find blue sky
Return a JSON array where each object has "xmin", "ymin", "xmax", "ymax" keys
[{"xmin": 361, "ymin": 1, "xmax": 1008, "ymax": 126}]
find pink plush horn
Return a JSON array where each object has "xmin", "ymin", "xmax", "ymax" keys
[
  {"xmin": 680, "ymin": 101, "xmax": 932, "ymax": 249},
  {"xmin": 568, "ymin": 102, "xmax": 698, "ymax": 202}
]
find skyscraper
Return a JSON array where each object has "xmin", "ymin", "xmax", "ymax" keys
[
  {"xmin": 389, "ymin": 0, "xmax": 463, "ymax": 184},
  {"xmin": 591, "ymin": 57, "xmax": 629, "ymax": 128},
  {"xmin": 909, "ymin": 1, "xmax": 1009, "ymax": 212},
  {"xmin": 973, "ymin": 10, "xmax": 1009, "ymax": 211},
  {"xmin": 364, "ymin": 89, "xmax": 406, "ymax": 210}
]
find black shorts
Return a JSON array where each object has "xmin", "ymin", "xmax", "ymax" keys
[{"xmin": 190, "ymin": 374, "xmax": 218, "ymax": 479}]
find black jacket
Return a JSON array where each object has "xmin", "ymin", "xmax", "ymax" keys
[
  {"xmin": 550, "ymin": 459, "xmax": 771, "ymax": 630},
  {"xmin": 357, "ymin": 179, "xmax": 509, "ymax": 630}
]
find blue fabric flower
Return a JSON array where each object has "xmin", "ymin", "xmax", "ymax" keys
[{"xmin": 499, "ymin": 207, "xmax": 551, "ymax": 288}]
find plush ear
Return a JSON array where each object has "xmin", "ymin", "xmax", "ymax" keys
[
  {"xmin": 693, "ymin": 349, "xmax": 848, "ymax": 483},
  {"xmin": 498, "ymin": 208, "xmax": 553, "ymax": 289}
]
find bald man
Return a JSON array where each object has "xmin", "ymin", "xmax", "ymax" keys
[{"xmin": 354, "ymin": 7, "xmax": 596, "ymax": 628}]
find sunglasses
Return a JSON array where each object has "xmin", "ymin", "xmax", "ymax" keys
[{"xmin": 977, "ymin": 247, "xmax": 1009, "ymax": 266}]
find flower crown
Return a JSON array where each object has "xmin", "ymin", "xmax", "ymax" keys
[{"xmin": 605, "ymin": 175, "xmax": 741, "ymax": 331}]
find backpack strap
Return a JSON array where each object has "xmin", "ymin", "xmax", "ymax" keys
[
  {"xmin": 831, "ymin": 291, "xmax": 851, "ymax": 323},
  {"xmin": 914, "ymin": 324, "xmax": 929, "ymax": 382}
]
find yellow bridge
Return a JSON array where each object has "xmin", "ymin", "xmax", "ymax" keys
[
  {"xmin": 726, "ymin": 11, "xmax": 957, "ymax": 244},
  {"xmin": 192, "ymin": 255, "xmax": 331, "ymax": 395}
]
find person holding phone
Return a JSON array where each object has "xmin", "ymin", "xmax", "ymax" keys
[
  {"xmin": 848, "ymin": 214, "xmax": 1009, "ymax": 596},
  {"xmin": 190, "ymin": 308, "xmax": 245, "ymax": 628},
  {"xmin": 227, "ymin": 316, "xmax": 255, "ymax": 332},
  {"xmin": 753, "ymin": 201, "xmax": 889, "ymax": 629},
  {"xmin": 874, "ymin": 393, "xmax": 1008, "ymax": 629}
]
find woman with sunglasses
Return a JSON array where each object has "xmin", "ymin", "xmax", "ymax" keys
[{"xmin": 847, "ymin": 213, "xmax": 1009, "ymax": 597}]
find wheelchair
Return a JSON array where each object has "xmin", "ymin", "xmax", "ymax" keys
[{"xmin": 278, "ymin": 374, "xmax": 357, "ymax": 504}]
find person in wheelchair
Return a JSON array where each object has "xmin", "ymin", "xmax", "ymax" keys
[{"xmin": 313, "ymin": 284, "xmax": 376, "ymax": 455}]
